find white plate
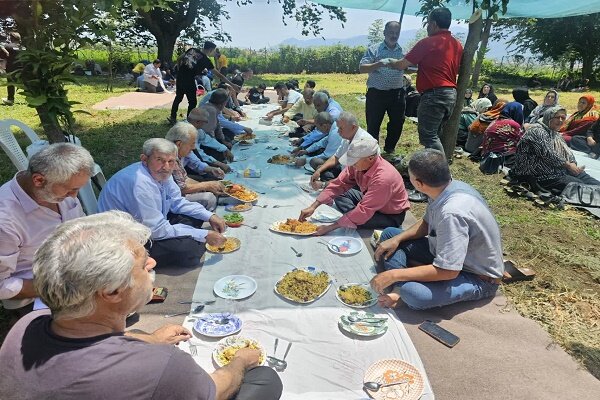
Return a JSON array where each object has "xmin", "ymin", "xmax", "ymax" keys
[
  {"xmin": 335, "ymin": 283, "xmax": 378, "ymax": 308},
  {"xmin": 225, "ymin": 203, "xmax": 253, "ymax": 212},
  {"xmin": 193, "ymin": 313, "xmax": 242, "ymax": 338},
  {"xmin": 304, "ymin": 164, "xmax": 315, "ymax": 173},
  {"xmin": 339, "ymin": 311, "xmax": 388, "ymax": 336},
  {"xmin": 363, "ymin": 359, "xmax": 424, "ymax": 400},
  {"xmin": 311, "ymin": 208, "xmax": 342, "ymax": 223},
  {"xmin": 213, "ymin": 275, "xmax": 257, "ymax": 300},
  {"xmin": 269, "ymin": 220, "xmax": 318, "ymax": 236},
  {"xmin": 328, "ymin": 236, "xmax": 363, "ymax": 255},
  {"xmin": 212, "ymin": 336, "xmax": 266, "ymax": 367},
  {"xmin": 274, "ymin": 266, "xmax": 332, "ymax": 304}
]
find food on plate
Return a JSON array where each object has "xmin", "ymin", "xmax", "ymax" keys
[
  {"xmin": 229, "ymin": 203, "xmax": 252, "ymax": 212},
  {"xmin": 216, "ymin": 339, "xmax": 264, "ymax": 366},
  {"xmin": 223, "ymin": 213, "xmax": 244, "ymax": 224},
  {"xmin": 277, "ymin": 218, "xmax": 317, "ymax": 234},
  {"xmin": 338, "ymin": 285, "xmax": 373, "ymax": 305},
  {"xmin": 276, "ymin": 269, "xmax": 330, "ymax": 302},
  {"xmin": 206, "ymin": 237, "xmax": 240, "ymax": 253},
  {"xmin": 234, "ymin": 133, "xmax": 255, "ymax": 141},
  {"xmin": 225, "ymin": 184, "xmax": 258, "ymax": 202},
  {"xmin": 239, "ymin": 140, "xmax": 253, "ymax": 145},
  {"xmin": 268, "ymin": 154, "xmax": 293, "ymax": 164}
]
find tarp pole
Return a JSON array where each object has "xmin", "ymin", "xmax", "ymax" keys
[{"xmin": 398, "ymin": 0, "xmax": 408, "ymax": 28}]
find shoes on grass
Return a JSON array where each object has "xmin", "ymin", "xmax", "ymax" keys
[{"xmin": 2, "ymin": 98, "xmax": 14, "ymax": 106}]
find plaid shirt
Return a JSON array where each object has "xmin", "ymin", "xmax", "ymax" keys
[{"xmin": 172, "ymin": 158, "xmax": 188, "ymax": 191}]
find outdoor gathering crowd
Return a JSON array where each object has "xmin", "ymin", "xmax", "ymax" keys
[{"xmin": 0, "ymin": 6, "xmax": 597, "ymax": 400}]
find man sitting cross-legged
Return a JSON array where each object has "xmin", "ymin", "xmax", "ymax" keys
[
  {"xmin": 165, "ymin": 121, "xmax": 226, "ymax": 211},
  {"xmin": 371, "ymin": 149, "xmax": 504, "ymax": 310},
  {"xmin": 98, "ymin": 138, "xmax": 226, "ymax": 268},
  {"xmin": 299, "ymin": 134, "xmax": 409, "ymax": 235},
  {"xmin": 0, "ymin": 211, "xmax": 283, "ymax": 400}
]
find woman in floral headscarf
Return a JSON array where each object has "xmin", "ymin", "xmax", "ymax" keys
[
  {"xmin": 511, "ymin": 106, "xmax": 600, "ymax": 192},
  {"xmin": 560, "ymin": 95, "xmax": 599, "ymax": 144},
  {"xmin": 481, "ymin": 102, "xmax": 524, "ymax": 166}
]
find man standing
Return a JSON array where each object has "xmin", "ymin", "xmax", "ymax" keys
[
  {"xmin": 371, "ymin": 149, "xmax": 503, "ymax": 310},
  {"xmin": 1, "ymin": 32, "xmax": 21, "ymax": 106},
  {"xmin": 0, "ymin": 143, "xmax": 94, "ymax": 321},
  {"xmin": 98, "ymin": 138, "xmax": 227, "ymax": 268},
  {"xmin": 359, "ymin": 21, "xmax": 406, "ymax": 154},
  {"xmin": 391, "ymin": 8, "xmax": 463, "ymax": 153},
  {"xmin": 168, "ymin": 41, "xmax": 239, "ymax": 124}
]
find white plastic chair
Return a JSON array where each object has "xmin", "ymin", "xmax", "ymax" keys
[{"xmin": 0, "ymin": 120, "xmax": 29, "ymax": 171}]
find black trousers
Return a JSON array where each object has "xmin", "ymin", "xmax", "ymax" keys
[
  {"xmin": 365, "ymin": 87, "xmax": 406, "ymax": 153},
  {"xmin": 170, "ymin": 82, "xmax": 197, "ymax": 120},
  {"xmin": 146, "ymin": 213, "xmax": 206, "ymax": 268},
  {"xmin": 6, "ymin": 75, "xmax": 15, "ymax": 101},
  {"xmin": 233, "ymin": 366, "xmax": 283, "ymax": 400},
  {"xmin": 539, "ymin": 172, "xmax": 600, "ymax": 193},
  {"xmin": 333, "ymin": 188, "xmax": 406, "ymax": 229}
]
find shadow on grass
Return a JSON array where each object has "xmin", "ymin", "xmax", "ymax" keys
[{"xmin": 567, "ymin": 342, "xmax": 600, "ymax": 380}]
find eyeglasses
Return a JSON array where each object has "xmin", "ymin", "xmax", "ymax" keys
[{"xmin": 551, "ymin": 115, "xmax": 567, "ymax": 121}]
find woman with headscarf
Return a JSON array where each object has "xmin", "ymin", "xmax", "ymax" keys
[
  {"xmin": 481, "ymin": 102, "xmax": 524, "ymax": 166},
  {"xmin": 512, "ymin": 87, "xmax": 538, "ymax": 120},
  {"xmin": 570, "ymin": 119, "xmax": 600, "ymax": 159},
  {"xmin": 464, "ymin": 98, "xmax": 493, "ymax": 153},
  {"xmin": 561, "ymin": 95, "xmax": 599, "ymax": 144},
  {"xmin": 464, "ymin": 88, "xmax": 473, "ymax": 107},
  {"xmin": 527, "ymin": 90, "xmax": 559, "ymax": 124},
  {"xmin": 466, "ymin": 100, "xmax": 505, "ymax": 153},
  {"xmin": 477, "ymin": 83, "xmax": 498, "ymax": 105},
  {"xmin": 511, "ymin": 106, "xmax": 600, "ymax": 192}
]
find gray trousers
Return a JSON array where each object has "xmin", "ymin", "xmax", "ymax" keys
[
  {"xmin": 185, "ymin": 191, "xmax": 217, "ymax": 211},
  {"xmin": 333, "ymin": 188, "xmax": 406, "ymax": 229},
  {"xmin": 233, "ymin": 366, "xmax": 283, "ymax": 400},
  {"xmin": 417, "ymin": 88, "xmax": 457, "ymax": 153}
]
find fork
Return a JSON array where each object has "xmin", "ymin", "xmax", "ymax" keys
[{"xmin": 189, "ymin": 343, "xmax": 198, "ymax": 356}]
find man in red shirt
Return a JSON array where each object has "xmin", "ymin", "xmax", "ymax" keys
[{"xmin": 391, "ymin": 8, "xmax": 463, "ymax": 154}]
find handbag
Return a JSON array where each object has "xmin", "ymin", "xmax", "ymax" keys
[
  {"xmin": 479, "ymin": 152, "xmax": 505, "ymax": 174},
  {"xmin": 561, "ymin": 182, "xmax": 600, "ymax": 207}
]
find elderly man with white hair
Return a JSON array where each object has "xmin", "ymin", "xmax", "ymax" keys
[
  {"xmin": 0, "ymin": 211, "xmax": 283, "ymax": 400},
  {"xmin": 300, "ymin": 134, "xmax": 409, "ymax": 235},
  {"xmin": 165, "ymin": 121, "xmax": 226, "ymax": 211},
  {"xmin": 0, "ymin": 143, "xmax": 94, "ymax": 322},
  {"xmin": 98, "ymin": 138, "xmax": 226, "ymax": 268},
  {"xmin": 309, "ymin": 111, "xmax": 370, "ymax": 187}
]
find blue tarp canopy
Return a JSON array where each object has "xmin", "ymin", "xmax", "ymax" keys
[{"xmin": 311, "ymin": 0, "xmax": 600, "ymax": 19}]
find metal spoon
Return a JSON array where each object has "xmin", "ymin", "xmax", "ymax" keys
[
  {"xmin": 290, "ymin": 247, "xmax": 302, "ymax": 257},
  {"xmin": 255, "ymin": 204, "xmax": 268, "ymax": 208},
  {"xmin": 200, "ymin": 316, "xmax": 230, "ymax": 325},
  {"xmin": 318, "ymin": 241, "xmax": 341, "ymax": 252},
  {"xmin": 347, "ymin": 315, "xmax": 388, "ymax": 323},
  {"xmin": 272, "ymin": 205, "xmax": 293, "ymax": 208},
  {"xmin": 241, "ymin": 223, "xmax": 258, "ymax": 229},
  {"xmin": 363, "ymin": 379, "xmax": 410, "ymax": 391},
  {"xmin": 178, "ymin": 300, "xmax": 217, "ymax": 305},
  {"xmin": 164, "ymin": 305, "xmax": 205, "ymax": 318}
]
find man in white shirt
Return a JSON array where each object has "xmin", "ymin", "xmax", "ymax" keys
[
  {"xmin": 0, "ymin": 143, "xmax": 94, "ymax": 321},
  {"xmin": 98, "ymin": 138, "xmax": 226, "ymax": 268},
  {"xmin": 265, "ymin": 82, "xmax": 302, "ymax": 120},
  {"xmin": 143, "ymin": 59, "xmax": 165, "ymax": 93}
]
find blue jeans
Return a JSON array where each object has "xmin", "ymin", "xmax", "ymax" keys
[
  {"xmin": 380, "ymin": 227, "xmax": 499, "ymax": 310},
  {"xmin": 416, "ymin": 88, "xmax": 457, "ymax": 153}
]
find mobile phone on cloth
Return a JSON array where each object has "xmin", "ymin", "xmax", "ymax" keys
[{"xmin": 418, "ymin": 320, "xmax": 460, "ymax": 348}]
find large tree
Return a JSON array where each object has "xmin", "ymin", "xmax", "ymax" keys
[
  {"xmin": 131, "ymin": 0, "xmax": 347, "ymax": 63},
  {"xmin": 497, "ymin": 14, "xmax": 600, "ymax": 80}
]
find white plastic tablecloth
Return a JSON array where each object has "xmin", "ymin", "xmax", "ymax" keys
[{"xmin": 179, "ymin": 105, "xmax": 434, "ymax": 399}]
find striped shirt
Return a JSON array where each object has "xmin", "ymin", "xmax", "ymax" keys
[{"xmin": 360, "ymin": 42, "xmax": 404, "ymax": 90}]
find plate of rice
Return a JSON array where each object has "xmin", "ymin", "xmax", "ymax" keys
[
  {"xmin": 274, "ymin": 267, "xmax": 331, "ymax": 304},
  {"xmin": 213, "ymin": 336, "xmax": 266, "ymax": 367},
  {"xmin": 269, "ymin": 218, "xmax": 318, "ymax": 236},
  {"xmin": 335, "ymin": 283, "xmax": 378, "ymax": 308}
]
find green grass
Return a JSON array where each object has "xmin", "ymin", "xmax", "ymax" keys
[{"xmin": 0, "ymin": 74, "xmax": 599, "ymax": 378}]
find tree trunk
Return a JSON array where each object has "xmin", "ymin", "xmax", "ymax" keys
[
  {"xmin": 581, "ymin": 53, "xmax": 593, "ymax": 80},
  {"xmin": 36, "ymin": 105, "xmax": 66, "ymax": 144},
  {"xmin": 156, "ymin": 34, "xmax": 178, "ymax": 64},
  {"xmin": 471, "ymin": 18, "xmax": 493, "ymax": 89},
  {"xmin": 441, "ymin": 15, "xmax": 484, "ymax": 160}
]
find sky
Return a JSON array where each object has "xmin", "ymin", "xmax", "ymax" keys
[{"xmin": 219, "ymin": 1, "xmax": 428, "ymax": 49}]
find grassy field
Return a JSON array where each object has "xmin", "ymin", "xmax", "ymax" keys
[{"xmin": 0, "ymin": 74, "xmax": 599, "ymax": 378}]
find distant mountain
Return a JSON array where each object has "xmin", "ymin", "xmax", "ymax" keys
[{"xmin": 277, "ymin": 27, "xmax": 531, "ymax": 60}]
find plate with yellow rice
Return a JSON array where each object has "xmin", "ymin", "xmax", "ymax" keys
[
  {"xmin": 212, "ymin": 336, "xmax": 266, "ymax": 367},
  {"xmin": 269, "ymin": 218, "xmax": 318, "ymax": 236},
  {"xmin": 206, "ymin": 237, "xmax": 241, "ymax": 254},
  {"xmin": 336, "ymin": 283, "xmax": 378, "ymax": 308},
  {"xmin": 274, "ymin": 267, "xmax": 331, "ymax": 304}
]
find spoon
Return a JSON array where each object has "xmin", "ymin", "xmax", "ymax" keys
[
  {"xmin": 347, "ymin": 315, "xmax": 388, "ymax": 323},
  {"xmin": 178, "ymin": 300, "xmax": 216, "ymax": 305},
  {"xmin": 290, "ymin": 247, "xmax": 302, "ymax": 257},
  {"xmin": 164, "ymin": 305, "xmax": 205, "ymax": 318},
  {"xmin": 241, "ymin": 223, "xmax": 258, "ymax": 229},
  {"xmin": 318, "ymin": 241, "xmax": 341, "ymax": 252},
  {"xmin": 272, "ymin": 205, "xmax": 293, "ymax": 208},
  {"xmin": 200, "ymin": 316, "xmax": 230, "ymax": 325},
  {"xmin": 255, "ymin": 204, "xmax": 268, "ymax": 208},
  {"xmin": 363, "ymin": 379, "xmax": 410, "ymax": 391}
]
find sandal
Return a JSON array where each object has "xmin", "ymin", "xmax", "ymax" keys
[{"xmin": 502, "ymin": 260, "xmax": 536, "ymax": 283}]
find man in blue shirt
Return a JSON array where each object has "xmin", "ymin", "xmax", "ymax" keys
[
  {"xmin": 187, "ymin": 108, "xmax": 232, "ymax": 174},
  {"xmin": 359, "ymin": 21, "xmax": 406, "ymax": 154},
  {"xmin": 98, "ymin": 138, "xmax": 226, "ymax": 268}
]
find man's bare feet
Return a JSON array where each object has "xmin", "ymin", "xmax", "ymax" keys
[{"xmin": 378, "ymin": 292, "xmax": 401, "ymax": 308}]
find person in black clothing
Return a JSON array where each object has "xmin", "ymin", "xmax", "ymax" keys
[
  {"xmin": 305, "ymin": 80, "xmax": 316, "ymax": 90},
  {"xmin": 512, "ymin": 87, "xmax": 538, "ymax": 121},
  {"xmin": 168, "ymin": 41, "xmax": 239, "ymax": 125},
  {"xmin": 477, "ymin": 83, "xmax": 497, "ymax": 105},
  {"xmin": 1, "ymin": 32, "xmax": 21, "ymax": 106},
  {"xmin": 246, "ymin": 84, "xmax": 269, "ymax": 104}
]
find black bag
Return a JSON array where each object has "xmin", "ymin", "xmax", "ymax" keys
[
  {"xmin": 561, "ymin": 182, "xmax": 600, "ymax": 207},
  {"xmin": 479, "ymin": 152, "xmax": 505, "ymax": 174}
]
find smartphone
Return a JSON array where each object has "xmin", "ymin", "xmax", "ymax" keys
[{"xmin": 418, "ymin": 320, "xmax": 460, "ymax": 348}]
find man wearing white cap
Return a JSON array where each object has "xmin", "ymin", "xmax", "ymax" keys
[{"xmin": 299, "ymin": 135, "xmax": 410, "ymax": 235}]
